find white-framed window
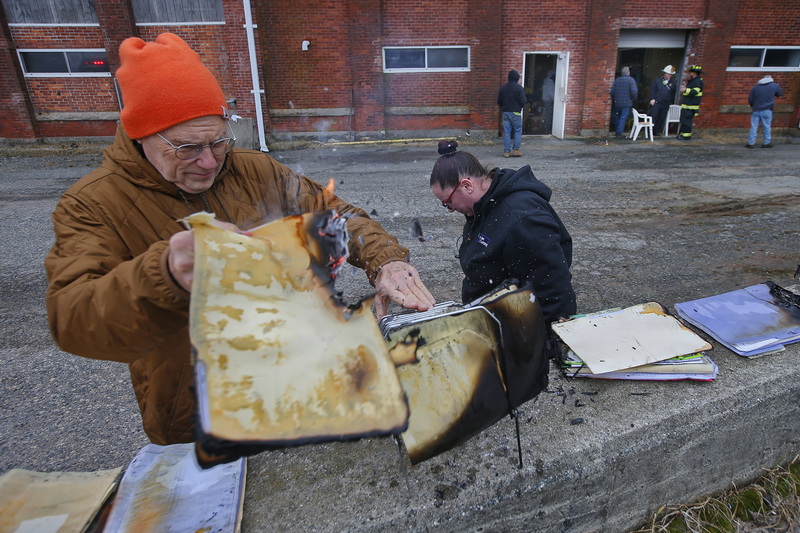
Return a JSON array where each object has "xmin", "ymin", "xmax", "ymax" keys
[
  {"xmin": 383, "ymin": 46, "xmax": 470, "ymax": 73},
  {"xmin": 18, "ymin": 49, "xmax": 111, "ymax": 77},
  {"xmin": 727, "ymin": 46, "xmax": 800, "ymax": 71}
]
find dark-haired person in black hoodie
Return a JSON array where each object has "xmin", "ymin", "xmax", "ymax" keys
[{"xmin": 430, "ymin": 140, "xmax": 576, "ymax": 331}]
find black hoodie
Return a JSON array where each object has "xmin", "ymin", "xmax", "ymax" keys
[{"xmin": 459, "ymin": 165, "xmax": 576, "ymax": 325}]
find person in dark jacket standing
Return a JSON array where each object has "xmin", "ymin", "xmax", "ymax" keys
[
  {"xmin": 746, "ymin": 75, "xmax": 783, "ymax": 148},
  {"xmin": 609, "ymin": 66, "xmax": 638, "ymax": 137},
  {"xmin": 430, "ymin": 140, "xmax": 576, "ymax": 328},
  {"xmin": 649, "ymin": 65, "xmax": 676, "ymax": 136},
  {"xmin": 678, "ymin": 65, "xmax": 704, "ymax": 140},
  {"xmin": 497, "ymin": 69, "xmax": 527, "ymax": 158}
]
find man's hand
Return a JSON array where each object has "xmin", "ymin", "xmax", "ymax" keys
[
  {"xmin": 167, "ymin": 230, "xmax": 195, "ymax": 291},
  {"xmin": 374, "ymin": 261, "xmax": 436, "ymax": 319},
  {"xmin": 167, "ymin": 221, "xmax": 246, "ymax": 292}
]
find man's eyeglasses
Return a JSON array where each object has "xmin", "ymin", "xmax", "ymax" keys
[
  {"xmin": 157, "ymin": 125, "xmax": 236, "ymax": 160},
  {"xmin": 441, "ymin": 184, "xmax": 460, "ymax": 209}
]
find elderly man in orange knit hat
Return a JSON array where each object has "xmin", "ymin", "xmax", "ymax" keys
[{"xmin": 45, "ymin": 33, "xmax": 435, "ymax": 446}]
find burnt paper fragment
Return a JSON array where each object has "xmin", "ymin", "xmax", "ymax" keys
[{"xmin": 186, "ymin": 212, "xmax": 409, "ymax": 465}]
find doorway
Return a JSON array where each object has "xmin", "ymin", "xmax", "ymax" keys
[
  {"xmin": 610, "ymin": 30, "xmax": 687, "ymax": 131},
  {"xmin": 523, "ymin": 53, "xmax": 563, "ymax": 137}
]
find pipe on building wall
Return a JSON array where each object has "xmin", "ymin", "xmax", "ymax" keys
[{"xmin": 242, "ymin": 0, "xmax": 268, "ymax": 152}]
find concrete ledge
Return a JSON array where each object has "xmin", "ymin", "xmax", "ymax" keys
[
  {"xmin": 385, "ymin": 106, "xmax": 470, "ymax": 115},
  {"xmin": 266, "ymin": 129, "xmax": 493, "ymax": 144},
  {"xmin": 269, "ymin": 108, "xmax": 353, "ymax": 117},
  {"xmin": 35, "ymin": 112, "xmax": 119, "ymax": 121},
  {"xmin": 719, "ymin": 104, "xmax": 795, "ymax": 114},
  {"xmin": 242, "ymin": 337, "xmax": 800, "ymax": 531}
]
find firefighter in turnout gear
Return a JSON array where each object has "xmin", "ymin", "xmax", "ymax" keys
[{"xmin": 678, "ymin": 65, "xmax": 703, "ymax": 140}]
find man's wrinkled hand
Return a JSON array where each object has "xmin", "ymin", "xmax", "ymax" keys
[
  {"xmin": 167, "ymin": 221, "xmax": 247, "ymax": 292},
  {"xmin": 373, "ymin": 261, "xmax": 436, "ymax": 319}
]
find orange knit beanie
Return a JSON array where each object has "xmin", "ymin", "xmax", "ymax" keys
[{"xmin": 117, "ymin": 33, "xmax": 228, "ymax": 139}]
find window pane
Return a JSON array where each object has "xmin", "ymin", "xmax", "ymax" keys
[
  {"xmin": 20, "ymin": 52, "xmax": 69, "ymax": 73},
  {"xmin": 427, "ymin": 48, "xmax": 468, "ymax": 68},
  {"xmin": 728, "ymin": 48, "xmax": 762, "ymax": 67},
  {"xmin": 385, "ymin": 49, "xmax": 425, "ymax": 70},
  {"xmin": 2, "ymin": 0, "xmax": 98, "ymax": 23},
  {"xmin": 131, "ymin": 0, "xmax": 223, "ymax": 23},
  {"xmin": 764, "ymin": 48, "xmax": 800, "ymax": 67},
  {"xmin": 67, "ymin": 52, "xmax": 111, "ymax": 73}
]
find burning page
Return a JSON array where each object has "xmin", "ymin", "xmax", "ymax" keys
[{"xmin": 186, "ymin": 211, "xmax": 409, "ymax": 463}]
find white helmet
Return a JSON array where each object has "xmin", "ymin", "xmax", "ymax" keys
[{"xmin": 663, "ymin": 65, "xmax": 676, "ymax": 74}]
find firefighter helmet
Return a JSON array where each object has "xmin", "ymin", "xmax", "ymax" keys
[{"xmin": 689, "ymin": 65, "xmax": 703, "ymax": 73}]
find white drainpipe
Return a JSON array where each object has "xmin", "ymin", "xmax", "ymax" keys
[{"xmin": 242, "ymin": 0, "xmax": 268, "ymax": 152}]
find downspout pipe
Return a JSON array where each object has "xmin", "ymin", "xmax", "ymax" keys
[{"xmin": 242, "ymin": 0, "xmax": 268, "ymax": 152}]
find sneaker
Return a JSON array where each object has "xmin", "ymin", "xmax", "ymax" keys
[
  {"xmin": 762, "ymin": 143, "xmax": 773, "ymax": 148},
  {"xmin": 614, "ymin": 133, "xmax": 623, "ymax": 138},
  {"xmin": 745, "ymin": 144, "xmax": 755, "ymax": 149},
  {"xmin": 503, "ymin": 152, "xmax": 510, "ymax": 158},
  {"xmin": 512, "ymin": 149, "xmax": 522, "ymax": 157}
]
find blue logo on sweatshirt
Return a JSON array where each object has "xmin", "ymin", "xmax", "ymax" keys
[{"xmin": 478, "ymin": 233, "xmax": 490, "ymax": 247}]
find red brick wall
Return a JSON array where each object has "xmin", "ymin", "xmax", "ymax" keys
[
  {"xmin": 347, "ymin": 0, "xmax": 386, "ymax": 133},
  {"xmin": 255, "ymin": 1, "xmax": 352, "ymax": 110},
  {"xmin": 25, "ymin": 78, "xmax": 118, "ymax": 112},
  {"xmin": 727, "ymin": 0, "xmax": 800, "ymax": 129},
  {"xmin": 0, "ymin": 2, "xmax": 37, "ymax": 138},
  {"xmin": 386, "ymin": 114, "xmax": 471, "ymax": 131},
  {"xmin": 2, "ymin": 0, "xmax": 798, "ymax": 139},
  {"xmin": 467, "ymin": 0, "xmax": 503, "ymax": 132},
  {"xmin": 500, "ymin": 0, "xmax": 593, "ymax": 134},
  {"xmin": 9, "ymin": 26, "xmax": 118, "ymax": 135},
  {"xmin": 93, "ymin": 0, "xmax": 137, "ymax": 68},
  {"xmin": 38, "ymin": 120, "xmax": 117, "ymax": 137},
  {"xmin": 384, "ymin": 73, "xmax": 470, "ymax": 107},
  {"xmin": 220, "ymin": 0, "xmax": 265, "ymax": 124}
]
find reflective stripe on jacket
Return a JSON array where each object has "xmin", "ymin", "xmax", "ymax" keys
[{"xmin": 681, "ymin": 76, "xmax": 703, "ymax": 109}]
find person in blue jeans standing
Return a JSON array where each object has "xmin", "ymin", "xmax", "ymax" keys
[
  {"xmin": 746, "ymin": 75, "xmax": 783, "ymax": 149},
  {"xmin": 497, "ymin": 69, "xmax": 526, "ymax": 158},
  {"xmin": 609, "ymin": 66, "xmax": 638, "ymax": 138}
]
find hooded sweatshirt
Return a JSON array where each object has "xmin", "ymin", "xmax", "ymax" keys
[
  {"xmin": 459, "ymin": 165, "xmax": 576, "ymax": 326},
  {"xmin": 749, "ymin": 76, "xmax": 783, "ymax": 112},
  {"xmin": 497, "ymin": 70, "xmax": 527, "ymax": 113}
]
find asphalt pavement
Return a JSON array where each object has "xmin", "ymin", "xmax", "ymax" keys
[{"xmin": 0, "ymin": 131, "xmax": 798, "ymax": 531}]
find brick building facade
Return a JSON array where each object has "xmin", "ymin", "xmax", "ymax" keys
[{"xmin": 1, "ymin": 0, "xmax": 797, "ymax": 143}]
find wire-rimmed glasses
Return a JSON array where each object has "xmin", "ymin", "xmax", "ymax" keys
[{"xmin": 157, "ymin": 124, "xmax": 237, "ymax": 160}]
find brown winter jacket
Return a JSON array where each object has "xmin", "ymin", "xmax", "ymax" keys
[{"xmin": 45, "ymin": 125, "xmax": 409, "ymax": 445}]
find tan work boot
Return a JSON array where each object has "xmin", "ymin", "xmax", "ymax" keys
[
  {"xmin": 503, "ymin": 152, "xmax": 510, "ymax": 158},
  {"xmin": 512, "ymin": 149, "xmax": 522, "ymax": 157}
]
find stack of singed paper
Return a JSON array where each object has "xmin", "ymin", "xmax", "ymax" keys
[
  {"xmin": 674, "ymin": 282, "xmax": 800, "ymax": 358},
  {"xmin": 553, "ymin": 302, "xmax": 718, "ymax": 381}
]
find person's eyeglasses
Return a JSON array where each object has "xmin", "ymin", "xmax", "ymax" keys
[
  {"xmin": 441, "ymin": 184, "xmax": 460, "ymax": 209},
  {"xmin": 157, "ymin": 125, "xmax": 236, "ymax": 161}
]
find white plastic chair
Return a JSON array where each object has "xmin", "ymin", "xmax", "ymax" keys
[
  {"xmin": 664, "ymin": 104, "xmax": 681, "ymax": 136},
  {"xmin": 629, "ymin": 109, "xmax": 654, "ymax": 141}
]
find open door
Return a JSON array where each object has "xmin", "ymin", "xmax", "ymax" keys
[
  {"xmin": 552, "ymin": 52, "xmax": 569, "ymax": 139},
  {"xmin": 523, "ymin": 52, "xmax": 568, "ymax": 138}
]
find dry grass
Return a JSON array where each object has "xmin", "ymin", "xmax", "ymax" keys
[{"xmin": 633, "ymin": 455, "xmax": 800, "ymax": 533}]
